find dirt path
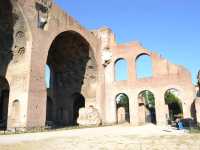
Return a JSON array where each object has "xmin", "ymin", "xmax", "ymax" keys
[{"xmin": 0, "ymin": 124, "xmax": 200, "ymax": 150}]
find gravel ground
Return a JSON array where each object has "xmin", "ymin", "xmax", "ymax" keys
[{"xmin": 0, "ymin": 124, "xmax": 200, "ymax": 150}]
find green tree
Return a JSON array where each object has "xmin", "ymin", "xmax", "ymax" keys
[
  {"xmin": 141, "ymin": 91, "xmax": 155, "ymax": 108},
  {"xmin": 117, "ymin": 94, "xmax": 129, "ymax": 107},
  {"xmin": 165, "ymin": 91, "xmax": 180, "ymax": 105}
]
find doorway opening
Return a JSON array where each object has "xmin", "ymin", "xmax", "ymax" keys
[
  {"xmin": 164, "ymin": 89, "xmax": 183, "ymax": 125},
  {"xmin": 115, "ymin": 93, "xmax": 130, "ymax": 123},
  {"xmin": 138, "ymin": 90, "xmax": 156, "ymax": 125}
]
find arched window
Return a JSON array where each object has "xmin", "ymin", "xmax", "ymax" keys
[
  {"xmin": 115, "ymin": 58, "xmax": 128, "ymax": 81},
  {"xmin": 136, "ymin": 54, "xmax": 152, "ymax": 79}
]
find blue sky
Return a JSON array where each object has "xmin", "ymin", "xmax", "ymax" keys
[{"xmin": 51, "ymin": 0, "xmax": 200, "ymax": 84}]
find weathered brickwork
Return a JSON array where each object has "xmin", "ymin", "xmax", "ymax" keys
[{"xmin": 0, "ymin": 0, "xmax": 197, "ymax": 130}]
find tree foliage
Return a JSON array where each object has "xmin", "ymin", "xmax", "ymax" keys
[
  {"xmin": 165, "ymin": 90, "xmax": 183, "ymax": 120},
  {"xmin": 165, "ymin": 91, "xmax": 180, "ymax": 105},
  {"xmin": 140, "ymin": 91, "xmax": 155, "ymax": 108},
  {"xmin": 117, "ymin": 94, "xmax": 129, "ymax": 107}
]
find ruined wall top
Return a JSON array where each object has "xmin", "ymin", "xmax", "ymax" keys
[
  {"xmin": 91, "ymin": 27, "xmax": 116, "ymax": 50},
  {"xmin": 16, "ymin": 0, "xmax": 192, "ymax": 81}
]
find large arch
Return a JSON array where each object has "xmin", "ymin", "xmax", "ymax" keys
[
  {"xmin": 135, "ymin": 53, "xmax": 152, "ymax": 79},
  {"xmin": 138, "ymin": 90, "xmax": 156, "ymax": 125},
  {"xmin": 45, "ymin": 30, "xmax": 97, "ymax": 127},
  {"xmin": 115, "ymin": 93, "xmax": 130, "ymax": 123},
  {"xmin": 114, "ymin": 58, "xmax": 128, "ymax": 81}
]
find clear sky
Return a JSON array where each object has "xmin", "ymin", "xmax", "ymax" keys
[{"xmin": 53, "ymin": 0, "xmax": 200, "ymax": 84}]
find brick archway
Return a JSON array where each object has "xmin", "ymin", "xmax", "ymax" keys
[{"xmin": 44, "ymin": 30, "xmax": 97, "ymax": 127}]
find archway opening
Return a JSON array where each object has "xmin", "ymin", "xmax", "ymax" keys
[
  {"xmin": 0, "ymin": 77, "xmax": 9, "ymax": 130},
  {"xmin": 136, "ymin": 54, "xmax": 152, "ymax": 79},
  {"xmin": 115, "ymin": 93, "xmax": 130, "ymax": 123},
  {"xmin": 138, "ymin": 90, "xmax": 156, "ymax": 125},
  {"xmin": 164, "ymin": 89, "xmax": 183, "ymax": 125},
  {"xmin": 115, "ymin": 58, "xmax": 128, "ymax": 81},
  {"xmin": 46, "ymin": 31, "xmax": 97, "ymax": 127},
  {"xmin": 72, "ymin": 93, "xmax": 85, "ymax": 125}
]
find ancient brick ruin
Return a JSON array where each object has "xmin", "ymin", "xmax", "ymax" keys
[{"xmin": 0, "ymin": 0, "xmax": 198, "ymax": 130}]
